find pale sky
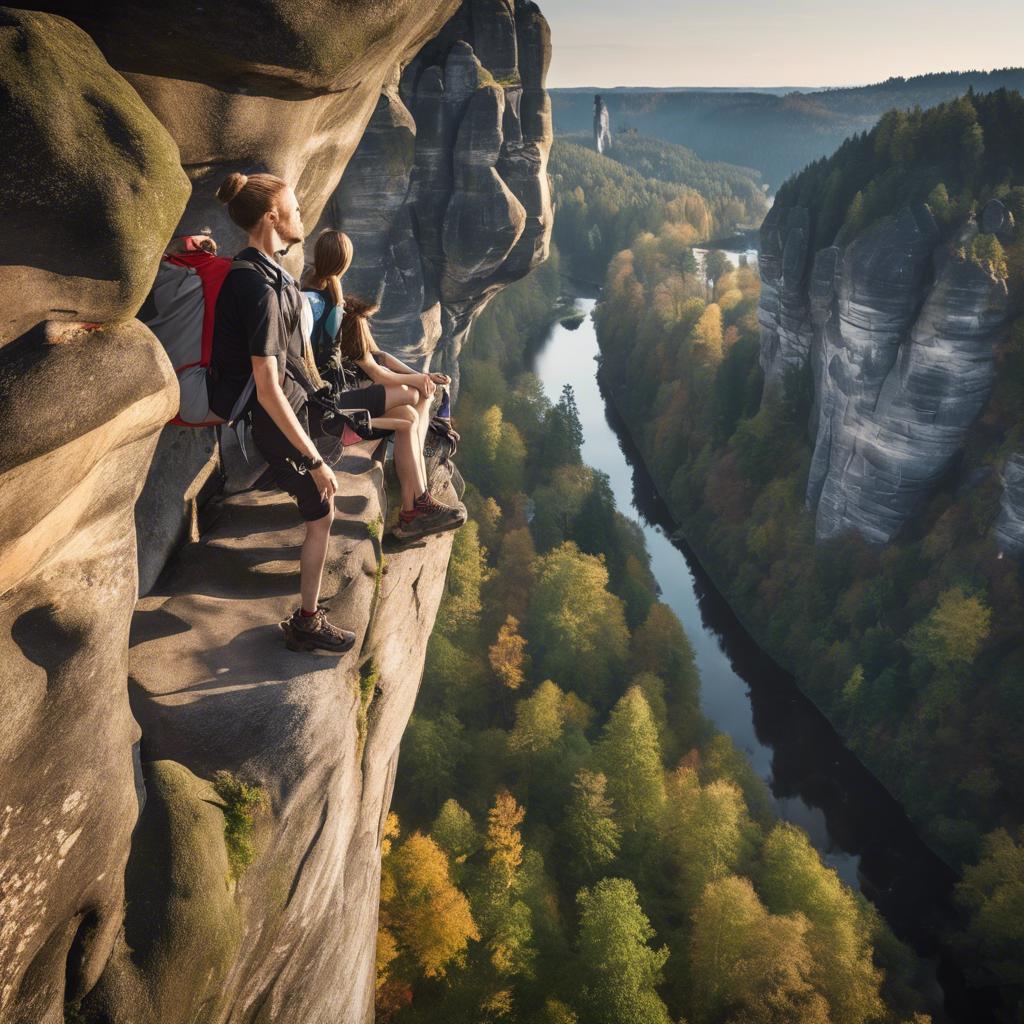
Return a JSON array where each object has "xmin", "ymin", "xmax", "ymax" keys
[{"xmin": 542, "ymin": 0, "xmax": 1024, "ymax": 89}]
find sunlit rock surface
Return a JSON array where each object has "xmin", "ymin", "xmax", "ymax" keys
[
  {"xmin": 8, "ymin": 0, "xmax": 463, "ymax": 276},
  {"xmin": 759, "ymin": 200, "xmax": 1014, "ymax": 545},
  {"xmin": 320, "ymin": 0, "xmax": 553, "ymax": 388},
  {"xmin": 0, "ymin": 12, "xmax": 188, "ymax": 1021},
  {"xmin": 0, "ymin": 2, "xmax": 491, "ymax": 1020},
  {"xmin": 593, "ymin": 93, "xmax": 611, "ymax": 154},
  {"xmin": 83, "ymin": 443, "xmax": 455, "ymax": 1024},
  {"xmin": 996, "ymin": 453, "xmax": 1024, "ymax": 556}
]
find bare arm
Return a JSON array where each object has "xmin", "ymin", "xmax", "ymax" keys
[
  {"xmin": 378, "ymin": 350, "xmax": 451, "ymax": 386},
  {"xmin": 355, "ymin": 353, "xmax": 434, "ymax": 394}
]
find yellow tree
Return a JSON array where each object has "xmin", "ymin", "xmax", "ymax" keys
[
  {"xmin": 691, "ymin": 303, "xmax": 723, "ymax": 362},
  {"xmin": 486, "ymin": 790, "xmax": 526, "ymax": 894},
  {"xmin": 908, "ymin": 587, "xmax": 991, "ymax": 669},
  {"xmin": 489, "ymin": 615, "xmax": 528, "ymax": 692},
  {"xmin": 383, "ymin": 830, "xmax": 479, "ymax": 980},
  {"xmin": 508, "ymin": 679, "xmax": 566, "ymax": 758},
  {"xmin": 690, "ymin": 875, "xmax": 828, "ymax": 1024},
  {"xmin": 759, "ymin": 823, "xmax": 884, "ymax": 1024},
  {"xmin": 662, "ymin": 766, "xmax": 751, "ymax": 907}
]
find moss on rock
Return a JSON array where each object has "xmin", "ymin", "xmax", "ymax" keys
[
  {"xmin": 82, "ymin": 760, "xmax": 242, "ymax": 1022},
  {"xmin": 0, "ymin": 8, "xmax": 189, "ymax": 343}
]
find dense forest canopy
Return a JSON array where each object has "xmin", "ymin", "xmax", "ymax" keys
[
  {"xmin": 587, "ymin": 89, "xmax": 1024, "ymax": 1006},
  {"xmin": 549, "ymin": 138, "xmax": 765, "ymax": 281},
  {"xmin": 376, "ymin": 255, "xmax": 933, "ymax": 1024},
  {"xmin": 773, "ymin": 88, "xmax": 1024, "ymax": 250}
]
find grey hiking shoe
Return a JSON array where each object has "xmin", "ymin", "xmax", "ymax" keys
[
  {"xmin": 280, "ymin": 607, "xmax": 356, "ymax": 653},
  {"xmin": 391, "ymin": 499, "xmax": 466, "ymax": 543}
]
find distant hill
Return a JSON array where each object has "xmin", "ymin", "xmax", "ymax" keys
[
  {"xmin": 561, "ymin": 131, "xmax": 767, "ymax": 221},
  {"xmin": 551, "ymin": 68, "xmax": 1024, "ymax": 188}
]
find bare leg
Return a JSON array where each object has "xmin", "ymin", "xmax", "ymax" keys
[
  {"xmin": 414, "ymin": 388, "xmax": 433, "ymax": 484},
  {"xmin": 383, "ymin": 383, "xmax": 418, "ymax": 412},
  {"xmin": 300, "ymin": 504, "xmax": 334, "ymax": 612},
  {"xmin": 373, "ymin": 407, "xmax": 426, "ymax": 511}
]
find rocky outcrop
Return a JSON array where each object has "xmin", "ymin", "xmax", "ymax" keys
[
  {"xmin": 757, "ymin": 203, "xmax": 814, "ymax": 401},
  {"xmin": 996, "ymin": 453, "xmax": 1024, "ymax": 556},
  {"xmin": 10, "ymin": 0, "xmax": 463, "ymax": 277},
  {"xmin": 319, "ymin": 0, "xmax": 553, "ymax": 389},
  {"xmin": 758, "ymin": 200, "xmax": 1015, "ymax": 545},
  {"xmin": 81, "ymin": 443, "xmax": 455, "ymax": 1023},
  {"xmin": 594, "ymin": 94, "xmax": 611, "ymax": 154},
  {"xmin": 1, "ymin": 1, "xmax": 525, "ymax": 1019},
  {"xmin": 0, "ymin": 12, "xmax": 188, "ymax": 1021}
]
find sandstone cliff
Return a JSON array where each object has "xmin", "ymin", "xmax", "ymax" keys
[
  {"xmin": 758, "ymin": 197, "xmax": 1017, "ymax": 547},
  {"xmin": 0, "ymin": 2, "xmax": 548, "ymax": 1020},
  {"xmin": 318, "ymin": 0, "xmax": 553, "ymax": 391},
  {"xmin": 593, "ymin": 94, "xmax": 612, "ymax": 155}
]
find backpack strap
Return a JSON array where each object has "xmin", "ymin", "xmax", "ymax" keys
[{"xmin": 221, "ymin": 258, "xmax": 286, "ymax": 444}]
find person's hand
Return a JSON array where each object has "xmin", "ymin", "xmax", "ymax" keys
[
  {"xmin": 311, "ymin": 462, "xmax": 338, "ymax": 503},
  {"xmin": 419, "ymin": 373, "xmax": 437, "ymax": 398},
  {"xmin": 429, "ymin": 371, "xmax": 451, "ymax": 386}
]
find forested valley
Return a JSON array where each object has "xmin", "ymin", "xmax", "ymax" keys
[{"xmin": 375, "ymin": 173, "xmax": 937, "ymax": 1024}]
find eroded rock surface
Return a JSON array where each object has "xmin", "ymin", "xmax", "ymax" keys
[
  {"xmin": 0, "ymin": 11, "xmax": 188, "ymax": 1021},
  {"xmin": 996, "ymin": 453, "xmax": 1024, "ymax": 556},
  {"xmin": 320, "ymin": 0, "xmax": 553, "ymax": 386},
  {"xmin": 758, "ymin": 200, "xmax": 1015, "ymax": 544},
  {"xmin": 757, "ymin": 203, "xmax": 814, "ymax": 401},
  {"xmin": 8, "ymin": 0, "xmax": 463, "ymax": 274},
  {"xmin": 593, "ymin": 93, "xmax": 611, "ymax": 154},
  {"xmin": 2, "ymin": 3, "xmax": 545, "ymax": 1018},
  {"xmin": 82, "ymin": 444, "xmax": 455, "ymax": 1023}
]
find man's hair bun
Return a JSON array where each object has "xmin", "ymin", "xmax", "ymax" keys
[{"xmin": 216, "ymin": 172, "xmax": 248, "ymax": 204}]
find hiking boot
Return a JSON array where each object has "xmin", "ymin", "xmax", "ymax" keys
[
  {"xmin": 280, "ymin": 607, "xmax": 356, "ymax": 653},
  {"xmin": 391, "ymin": 496, "xmax": 466, "ymax": 543}
]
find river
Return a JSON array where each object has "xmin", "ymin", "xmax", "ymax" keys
[{"xmin": 529, "ymin": 296, "xmax": 997, "ymax": 1024}]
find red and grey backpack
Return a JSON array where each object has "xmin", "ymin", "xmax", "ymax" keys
[{"xmin": 140, "ymin": 238, "xmax": 233, "ymax": 426}]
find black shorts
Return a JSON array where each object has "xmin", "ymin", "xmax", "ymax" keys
[
  {"xmin": 335, "ymin": 383, "xmax": 387, "ymax": 420},
  {"xmin": 250, "ymin": 401, "xmax": 330, "ymax": 522}
]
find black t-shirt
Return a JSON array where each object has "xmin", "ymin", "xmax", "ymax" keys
[{"xmin": 207, "ymin": 247, "xmax": 305, "ymax": 420}]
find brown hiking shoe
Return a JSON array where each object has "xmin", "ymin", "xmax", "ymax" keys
[
  {"xmin": 280, "ymin": 607, "xmax": 356, "ymax": 653},
  {"xmin": 391, "ymin": 498, "xmax": 466, "ymax": 543}
]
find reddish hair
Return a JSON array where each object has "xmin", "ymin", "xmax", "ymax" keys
[{"xmin": 215, "ymin": 172, "xmax": 288, "ymax": 231}]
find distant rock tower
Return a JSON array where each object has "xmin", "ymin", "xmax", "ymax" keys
[{"xmin": 594, "ymin": 94, "xmax": 611, "ymax": 153}]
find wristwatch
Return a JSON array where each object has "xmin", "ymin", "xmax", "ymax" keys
[{"xmin": 298, "ymin": 454, "xmax": 323, "ymax": 472}]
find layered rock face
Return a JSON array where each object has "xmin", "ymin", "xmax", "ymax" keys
[
  {"xmin": 1, "ymin": 1, "xmax": 515, "ymax": 1020},
  {"xmin": 757, "ymin": 203, "xmax": 814, "ymax": 401},
  {"xmin": 996, "ymin": 453, "xmax": 1024, "ymax": 556},
  {"xmin": 758, "ymin": 200, "xmax": 1014, "ymax": 545},
  {"xmin": 319, "ymin": 0, "xmax": 553, "ymax": 388},
  {"xmin": 82, "ymin": 445, "xmax": 455, "ymax": 1024}
]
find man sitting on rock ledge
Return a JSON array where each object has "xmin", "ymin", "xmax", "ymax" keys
[{"xmin": 207, "ymin": 170, "xmax": 356, "ymax": 654}]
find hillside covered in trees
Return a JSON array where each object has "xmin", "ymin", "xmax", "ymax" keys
[
  {"xmin": 593, "ymin": 90, "xmax": 1024, "ymax": 1010},
  {"xmin": 374, "ymin": 255, "xmax": 936, "ymax": 1024},
  {"xmin": 549, "ymin": 138, "xmax": 766, "ymax": 282},
  {"xmin": 550, "ymin": 68, "xmax": 1024, "ymax": 187}
]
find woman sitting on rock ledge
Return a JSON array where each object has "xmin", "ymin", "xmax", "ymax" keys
[
  {"xmin": 338, "ymin": 296, "xmax": 466, "ymax": 542},
  {"xmin": 300, "ymin": 228, "xmax": 465, "ymax": 542}
]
